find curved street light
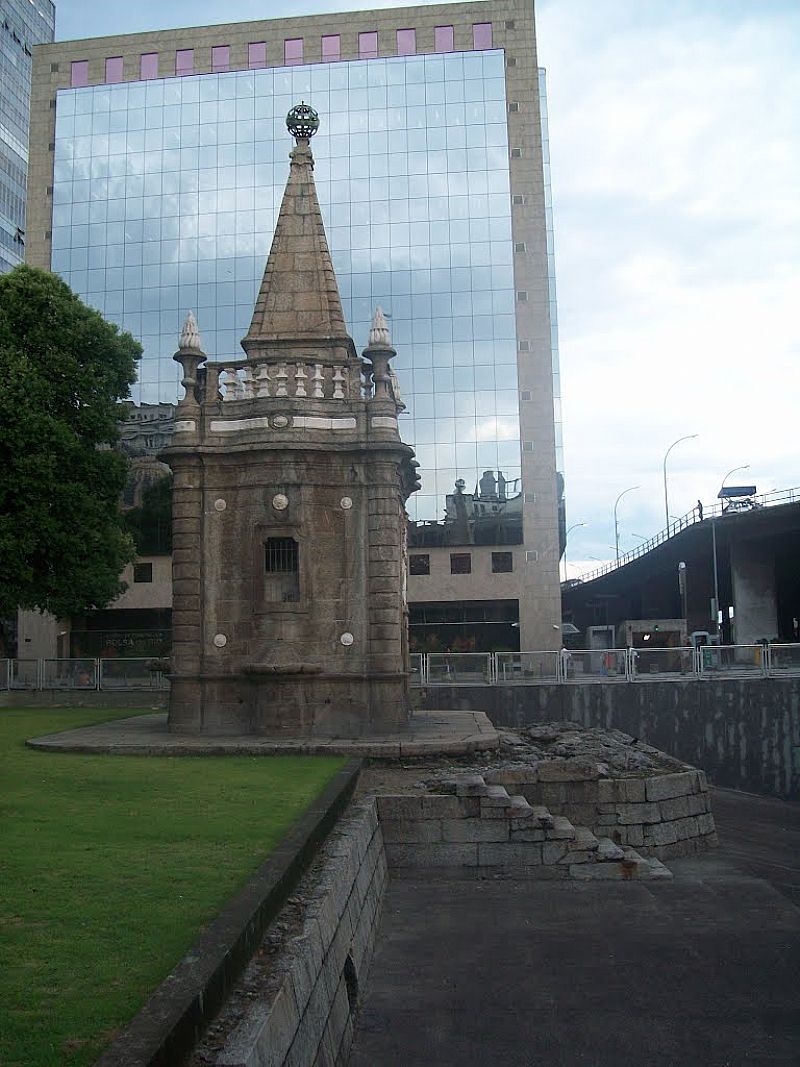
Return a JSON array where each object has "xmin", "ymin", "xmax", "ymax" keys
[
  {"xmin": 663, "ymin": 434, "xmax": 699, "ymax": 529},
  {"xmin": 562, "ymin": 521, "xmax": 587, "ymax": 582},
  {"xmin": 614, "ymin": 486, "xmax": 639, "ymax": 562},
  {"xmin": 721, "ymin": 463, "xmax": 750, "ymax": 491}
]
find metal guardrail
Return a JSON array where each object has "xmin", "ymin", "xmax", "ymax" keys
[
  {"xmin": 411, "ymin": 644, "xmax": 800, "ymax": 685},
  {"xmin": 0, "ymin": 658, "xmax": 170, "ymax": 692},
  {"xmin": 1, "ymin": 646, "xmax": 798, "ymax": 693},
  {"xmin": 574, "ymin": 486, "xmax": 800, "ymax": 585}
]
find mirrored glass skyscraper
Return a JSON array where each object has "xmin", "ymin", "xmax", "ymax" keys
[
  {"xmin": 0, "ymin": 0, "xmax": 55, "ymax": 272},
  {"xmin": 26, "ymin": 0, "xmax": 565, "ymax": 651}
]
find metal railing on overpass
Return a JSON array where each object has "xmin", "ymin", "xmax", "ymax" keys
[{"xmin": 574, "ymin": 486, "xmax": 800, "ymax": 585}]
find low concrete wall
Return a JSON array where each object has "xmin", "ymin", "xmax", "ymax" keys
[
  {"xmin": 420, "ymin": 678, "xmax": 800, "ymax": 799},
  {"xmin": 218, "ymin": 798, "xmax": 387, "ymax": 1067},
  {"xmin": 0, "ymin": 690, "xmax": 168, "ymax": 708}
]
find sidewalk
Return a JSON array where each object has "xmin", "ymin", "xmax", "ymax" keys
[{"xmin": 350, "ymin": 788, "xmax": 800, "ymax": 1066}]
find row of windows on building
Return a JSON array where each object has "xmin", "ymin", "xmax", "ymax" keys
[
  {"xmin": 410, "ymin": 551, "xmax": 513, "ymax": 576},
  {"xmin": 68, "ymin": 24, "xmax": 494, "ymax": 88},
  {"xmin": 131, "ymin": 549, "xmax": 516, "ymax": 586}
]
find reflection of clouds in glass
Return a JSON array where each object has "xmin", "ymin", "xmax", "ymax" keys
[
  {"xmin": 472, "ymin": 417, "xmax": 519, "ymax": 442},
  {"xmin": 52, "ymin": 49, "xmax": 517, "ymax": 504}
]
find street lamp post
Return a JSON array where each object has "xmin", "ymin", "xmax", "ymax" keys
[
  {"xmin": 663, "ymin": 434, "xmax": 699, "ymax": 530},
  {"xmin": 614, "ymin": 486, "xmax": 639, "ymax": 562},
  {"xmin": 562, "ymin": 522, "xmax": 586, "ymax": 582}
]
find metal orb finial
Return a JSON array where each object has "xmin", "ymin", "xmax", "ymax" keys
[{"xmin": 286, "ymin": 102, "xmax": 320, "ymax": 140}]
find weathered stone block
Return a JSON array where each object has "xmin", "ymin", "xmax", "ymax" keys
[
  {"xmin": 658, "ymin": 796, "xmax": 691, "ymax": 821},
  {"xmin": 477, "ymin": 842, "xmax": 542, "ymax": 866},
  {"xmin": 385, "ymin": 842, "xmax": 478, "ymax": 867},
  {"xmin": 377, "ymin": 795, "xmax": 422, "ymax": 821},
  {"xmin": 645, "ymin": 772, "xmax": 694, "ymax": 802},
  {"xmin": 547, "ymin": 816, "xmax": 576, "ymax": 840},
  {"xmin": 380, "ymin": 819, "xmax": 442, "ymax": 844},
  {"xmin": 697, "ymin": 813, "xmax": 716, "ymax": 834},
  {"xmin": 644, "ymin": 821, "xmax": 678, "ymax": 846},
  {"xmin": 443, "ymin": 818, "xmax": 509, "ymax": 843},
  {"xmin": 674, "ymin": 815, "xmax": 700, "ymax": 841},
  {"xmin": 542, "ymin": 841, "xmax": 568, "ymax": 864},
  {"xmin": 455, "ymin": 774, "xmax": 488, "ymax": 797},
  {"xmin": 537, "ymin": 758, "xmax": 599, "ymax": 782},
  {"xmin": 419, "ymin": 795, "xmax": 463, "ymax": 819},
  {"xmin": 509, "ymin": 826, "xmax": 545, "ymax": 842},
  {"xmin": 617, "ymin": 802, "xmax": 662, "ymax": 825}
]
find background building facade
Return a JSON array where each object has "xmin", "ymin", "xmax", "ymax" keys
[
  {"xmin": 24, "ymin": 0, "xmax": 564, "ymax": 655},
  {"xmin": 0, "ymin": 0, "xmax": 54, "ymax": 272}
]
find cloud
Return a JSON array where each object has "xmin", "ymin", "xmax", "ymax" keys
[{"xmin": 537, "ymin": 0, "xmax": 800, "ymax": 561}]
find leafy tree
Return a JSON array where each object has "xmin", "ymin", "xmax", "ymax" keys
[{"xmin": 0, "ymin": 265, "xmax": 141, "ymax": 618}]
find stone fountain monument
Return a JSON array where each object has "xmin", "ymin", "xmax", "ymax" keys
[{"xmin": 161, "ymin": 103, "xmax": 420, "ymax": 736}]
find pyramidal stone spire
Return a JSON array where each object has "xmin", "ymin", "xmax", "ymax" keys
[{"xmin": 242, "ymin": 103, "xmax": 349, "ymax": 354}]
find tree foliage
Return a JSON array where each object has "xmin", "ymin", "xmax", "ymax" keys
[{"xmin": 0, "ymin": 265, "xmax": 141, "ymax": 618}]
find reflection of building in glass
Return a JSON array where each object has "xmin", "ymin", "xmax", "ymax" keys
[
  {"xmin": 0, "ymin": 0, "xmax": 54, "ymax": 272},
  {"xmin": 25, "ymin": 0, "xmax": 564, "ymax": 652}
]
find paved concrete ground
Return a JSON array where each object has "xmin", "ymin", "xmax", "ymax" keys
[
  {"xmin": 349, "ymin": 788, "xmax": 800, "ymax": 1066},
  {"xmin": 25, "ymin": 708, "xmax": 498, "ymax": 757}
]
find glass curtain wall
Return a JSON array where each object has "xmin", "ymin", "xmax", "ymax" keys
[
  {"xmin": 51, "ymin": 50, "xmax": 519, "ymax": 527},
  {"xmin": 0, "ymin": 0, "xmax": 55, "ymax": 272}
]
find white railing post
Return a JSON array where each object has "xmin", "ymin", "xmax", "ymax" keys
[{"xmin": 627, "ymin": 647, "xmax": 637, "ymax": 681}]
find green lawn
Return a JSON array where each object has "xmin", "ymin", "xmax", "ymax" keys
[{"xmin": 0, "ymin": 708, "xmax": 346, "ymax": 1067}]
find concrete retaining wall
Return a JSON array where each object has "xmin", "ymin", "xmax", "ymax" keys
[
  {"xmin": 420, "ymin": 678, "xmax": 800, "ymax": 798},
  {"xmin": 218, "ymin": 798, "xmax": 387, "ymax": 1067}
]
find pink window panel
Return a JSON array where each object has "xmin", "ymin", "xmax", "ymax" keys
[
  {"xmin": 321, "ymin": 34, "xmax": 340, "ymax": 62},
  {"xmin": 105, "ymin": 56, "xmax": 123, "ymax": 83},
  {"xmin": 70, "ymin": 60, "xmax": 88, "ymax": 88},
  {"xmin": 248, "ymin": 42, "xmax": 266, "ymax": 69},
  {"xmin": 211, "ymin": 45, "xmax": 230, "ymax": 72},
  {"xmin": 175, "ymin": 49, "xmax": 194, "ymax": 76},
  {"xmin": 284, "ymin": 38, "xmax": 303, "ymax": 64},
  {"xmin": 396, "ymin": 29, "xmax": 416, "ymax": 56},
  {"xmin": 434, "ymin": 25, "xmax": 454, "ymax": 52},
  {"xmin": 473, "ymin": 23, "xmax": 493, "ymax": 49},
  {"xmin": 359, "ymin": 31, "xmax": 378, "ymax": 59},
  {"xmin": 140, "ymin": 52, "xmax": 158, "ymax": 79}
]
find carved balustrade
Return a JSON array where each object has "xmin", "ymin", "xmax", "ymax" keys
[{"xmin": 208, "ymin": 359, "xmax": 364, "ymax": 402}]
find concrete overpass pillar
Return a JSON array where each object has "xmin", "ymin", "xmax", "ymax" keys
[{"xmin": 730, "ymin": 540, "xmax": 778, "ymax": 643}]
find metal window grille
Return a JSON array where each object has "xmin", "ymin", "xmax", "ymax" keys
[
  {"xmin": 265, "ymin": 538, "xmax": 300, "ymax": 603},
  {"xmin": 265, "ymin": 538, "xmax": 298, "ymax": 574},
  {"xmin": 409, "ymin": 554, "xmax": 430, "ymax": 576},
  {"xmin": 492, "ymin": 552, "xmax": 514, "ymax": 573}
]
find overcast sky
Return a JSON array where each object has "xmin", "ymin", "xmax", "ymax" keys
[{"xmin": 55, "ymin": 0, "xmax": 799, "ymax": 572}]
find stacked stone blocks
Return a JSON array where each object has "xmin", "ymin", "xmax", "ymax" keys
[
  {"xmin": 486, "ymin": 760, "xmax": 717, "ymax": 857},
  {"xmin": 377, "ymin": 775, "xmax": 672, "ymax": 881},
  {"xmin": 218, "ymin": 799, "xmax": 386, "ymax": 1067}
]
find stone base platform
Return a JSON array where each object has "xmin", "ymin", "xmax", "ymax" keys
[{"xmin": 25, "ymin": 709, "xmax": 499, "ymax": 758}]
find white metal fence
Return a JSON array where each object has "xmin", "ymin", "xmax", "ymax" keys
[
  {"xmin": 0, "ymin": 657, "xmax": 170, "ymax": 692},
  {"xmin": 408, "ymin": 644, "xmax": 800, "ymax": 686},
  {"xmin": 1, "ymin": 646, "xmax": 798, "ymax": 692}
]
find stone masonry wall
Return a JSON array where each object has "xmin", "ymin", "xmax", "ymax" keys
[
  {"xmin": 217, "ymin": 798, "xmax": 386, "ymax": 1067},
  {"xmin": 487, "ymin": 765, "xmax": 716, "ymax": 857}
]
